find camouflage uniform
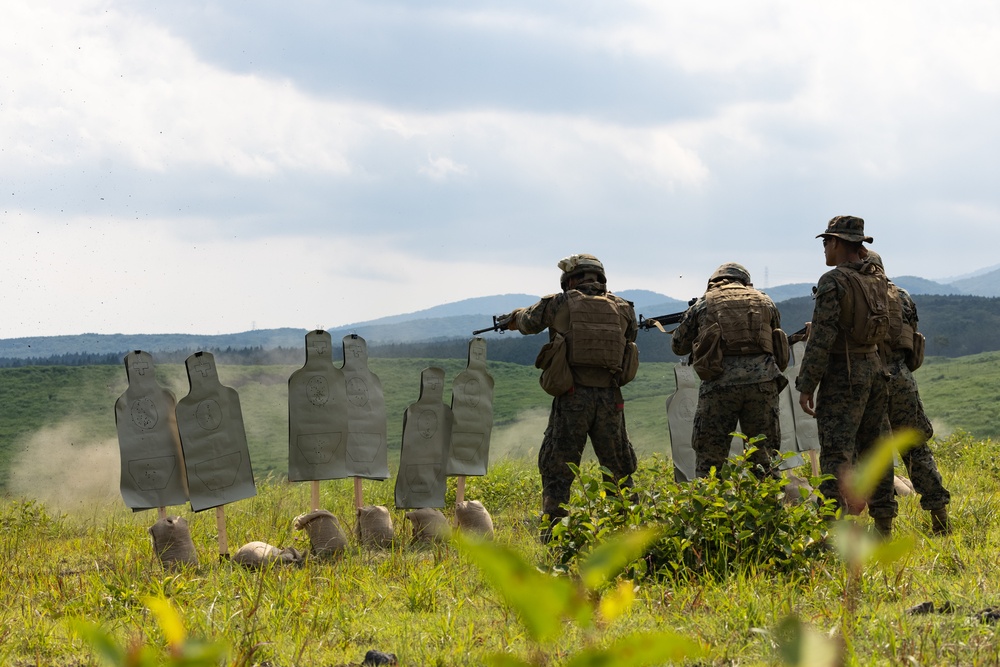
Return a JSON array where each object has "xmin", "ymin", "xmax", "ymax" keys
[
  {"xmin": 885, "ymin": 284, "xmax": 951, "ymax": 512},
  {"xmin": 795, "ymin": 217, "xmax": 894, "ymax": 522},
  {"xmin": 513, "ymin": 266, "xmax": 638, "ymax": 524},
  {"xmin": 671, "ymin": 265, "xmax": 786, "ymax": 478}
]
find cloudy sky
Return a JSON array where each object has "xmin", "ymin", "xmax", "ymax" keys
[{"xmin": 3, "ymin": 1, "xmax": 998, "ymax": 338}]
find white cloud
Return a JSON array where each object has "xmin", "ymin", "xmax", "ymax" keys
[
  {"xmin": 419, "ymin": 155, "xmax": 469, "ymax": 182},
  {"xmin": 2, "ymin": 0, "xmax": 1000, "ymax": 336}
]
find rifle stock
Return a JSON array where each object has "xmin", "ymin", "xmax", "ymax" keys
[{"xmin": 788, "ymin": 324, "xmax": 809, "ymax": 344}]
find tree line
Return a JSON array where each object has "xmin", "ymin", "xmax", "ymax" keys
[{"xmin": 2, "ymin": 295, "xmax": 999, "ymax": 368}]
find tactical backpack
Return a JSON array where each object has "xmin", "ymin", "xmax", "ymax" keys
[
  {"xmin": 884, "ymin": 282, "xmax": 905, "ymax": 349},
  {"xmin": 835, "ymin": 264, "xmax": 890, "ymax": 351}
]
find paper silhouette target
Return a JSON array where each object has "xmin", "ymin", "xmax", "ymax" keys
[
  {"xmin": 395, "ymin": 367, "xmax": 453, "ymax": 509},
  {"xmin": 175, "ymin": 351, "xmax": 257, "ymax": 511},
  {"xmin": 114, "ymin": 350, "xmax": 188, "ymax": 511},
  {"xmin": 341, "ymin": 335, "xmax": 389, "ymax": 480},
  {"xmin": 447, "ymin": 338, "xmax": 495, "ymax": 477},
  {"xmin": 288, "ymin": 330, "xmax": 350, "ymax": 481}
]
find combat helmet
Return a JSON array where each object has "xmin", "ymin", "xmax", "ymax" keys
[
  {"xmin": 558, "ymin": 253, "xmax": 606, "ymax": 289},
  {"xmin": 708, "ymin": 262, "xmax": 751, "ymax": 287},
  {"xmin": 865, "ymin": 250, "xmax": 884, "ymax": 270}
]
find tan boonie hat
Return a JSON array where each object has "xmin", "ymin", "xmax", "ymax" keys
[{"xmin": 817, "ymin": 215, "xmax": 874, "ymax": 244}]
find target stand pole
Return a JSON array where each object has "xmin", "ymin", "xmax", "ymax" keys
[
  {"xmin": 311, "ymin": 481, "xmax": 321, "ymax": 511},
  {"xmin": 353, "ymin": 477, "xmax": 364, "ymax": 509},
  {"xmin": 216, "ymin": 506, "xmax": 229, "ymax": 560}
]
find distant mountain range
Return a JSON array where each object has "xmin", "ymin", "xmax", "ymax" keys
[{"xmin": 2, "ymin": 267, "xmax": 999, "ymax": 362}]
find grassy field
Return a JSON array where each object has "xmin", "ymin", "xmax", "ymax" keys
[
  {"xmin": 1, "ymin": 430, "xmax": 998, "ymax": 666},
  {"xmin": 1, "ymin": 353, "xmax": 999, "ymax": 665},
  {"xmin": 2, "ymin": 351, "xmax": 996, "ymax": 501}
]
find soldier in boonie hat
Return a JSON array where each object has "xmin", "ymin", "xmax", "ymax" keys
[{"xmin": 817, "ymin": 215, "xmax": 874, "ymax": 244}]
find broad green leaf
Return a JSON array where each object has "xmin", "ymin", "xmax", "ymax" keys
[
  {"xmin": 579, "ymin": 527, "xmax": 663, "ymax": 591},
  {"xmin": 776, "ymin": 615, "xmax": 841, "ymax": 667},
  {"xmin": 849, "ymin": 430, "xmax": 920, "ymax": 499},
  {"xmin": 455, "ymin": 534, "xmax": 579, "ymax": 644},
  {"xmin": 70, "ymin": 621, "xmax": 126, "ymax": 666},
  {"xmin": 829, "ymin": 519, "xmax": 875, "ymax": 564},
  {"xmin": 870, "ymin": 534, "xmax": 916, "ymax": 567},
  {"xmin": 563, "ymin": 630, "xmax": 704, "ymax": 667},
  {"xmin": 143, "ymin": 596, "xmax": 186, "ymax": 649},
  {"xmin": 598, "ymin": 580, "xmax": 635, "ymax": 623}
]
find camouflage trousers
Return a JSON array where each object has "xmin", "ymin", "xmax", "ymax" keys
[
  {"xmin": 887, "ymin": 363, "xmax": 950, "ymax": 511},
  {"xmin": 815, "ymin": 355, "xmax": 894, "ymax": 519},
  {"xmin": 538, "ymin": 386, "xmax": 638, "ymax": 519},
  {"xmin": 692, "ymin": 380, "xmax": 781, "ymax": 478}
]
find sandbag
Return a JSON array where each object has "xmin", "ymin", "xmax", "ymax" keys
[
  {"xmin": 356, "ymin": 505, "xmax": 394, "ymax": 548},
  {"xmin": 232, "ymin": 541, "xmax": 303, "ymax": 569},
  {"xmin": 455, "ymin": 500, "xmax": 494, "ymax": 540},
  {"xmin": 149, "ymin": 516, "xmax": 198, "ymax": 569},
  {"xmin": 894, "ymin": 475, "xmax": 915, "ymax": 496},
  {"xmin": 293, "ymin": 510, "xmax": 348, "ymax": 556},
  {"xmin": 405, "ymin": 508, "xmax": 451, "ymax": 544}
]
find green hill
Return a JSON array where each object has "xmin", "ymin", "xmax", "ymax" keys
[{"xmin": 1, "ymin": 351, "xmax": 997, "ymax": 495}]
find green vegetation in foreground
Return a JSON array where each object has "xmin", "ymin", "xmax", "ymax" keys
[
  {"xmin": 3, "ymin": 352, "xmax": 999, "ymax": 493},
  {"xmin": 1, "ymin": 431, "xmax": 998, "ymax": 665}
]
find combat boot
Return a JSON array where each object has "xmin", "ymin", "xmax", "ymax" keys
[
  {"xmin": 930, "ymin": 508, "xmax": 951, "ymax": 536},
  {"xmin": 873, "ymin": 516, "xmax": 893, "ymax": 540}
]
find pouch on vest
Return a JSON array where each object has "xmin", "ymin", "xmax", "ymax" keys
[
  {"xmin": 771, "ymin": 328, "xmax": 790, "ymax": 372},
  {"xmin": 691, "ymin": 322, "xmax": 724, "ymax": 381},
  {"xmin": 907, "ymin": 332, "xmax": 925, "ymax": 372},
  {"xmin": 535, "ymin": 332, "xmax": 574, "ymax": 396},
  {"xmin": 617, "ymin": 341, "xmax": 639, "ymax": 386}
]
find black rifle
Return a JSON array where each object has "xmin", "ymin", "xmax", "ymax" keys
[
  {"xmin": 788, "ymin": 324, "xmax": 809, "ymax": 344},
  {"xmin": 472, "ymin": 312, "xmax": 515, "ymax": 336},
  {"xmin": 638, "ymin": 298, "xmax": 697, "ymax": 331}
]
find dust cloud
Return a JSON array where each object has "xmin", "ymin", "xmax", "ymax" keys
[
  {"xmin": 486, "ymin": 408, "xmax": 547, "ymax": 460},
  {"xmin": 9, "ymin": 419, "xmax": 120, "ymax": 512},
  {"xmin": 929, "ymin": 418, "xmax": 953, "ymax": 440}
]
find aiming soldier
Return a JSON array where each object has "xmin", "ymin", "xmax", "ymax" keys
[
  {"xmin": 670, "ymin": 262, "xmax": 788, "ymax": 478},
  {"xmin": 504, "ymin": 253, "xmax": 639, "ymax": 542}
]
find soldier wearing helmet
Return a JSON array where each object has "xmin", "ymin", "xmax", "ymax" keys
[
  {"xmin": 505, "ymin": 253, "xmax": 639, "ymax": 542},
  {"xmin": 795, "ymin": 215, "xmax": 896, "ymax": 537},
  {"xmin": 671, "ymin": 262, "xmax": 788, "ymax": 478},
  {"xmin": 866, "ymin": 250, "xmax": 951, "ymax": 535}
]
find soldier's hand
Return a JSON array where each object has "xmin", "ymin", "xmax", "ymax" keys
[
  {"xmin": 798, "ymin": 391, "xmax": 816, "ymax": 417},
  {"xmin": 505, "ymin": 309, "xmax": 521, "ymax": 330}
]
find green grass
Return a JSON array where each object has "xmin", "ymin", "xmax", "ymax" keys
[
  {"xmin": 2, "ymin": 353, "xmax": 1000, "ymax": 663},
  {"xmin": 2, "ymin": 353, "xmax": 999, "ymax": 493},
  {"xmin": 0, "ymin": 432, "xmax": 997, "ymax": 665}
]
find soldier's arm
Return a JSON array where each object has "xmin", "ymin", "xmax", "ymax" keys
[
  {"xmin": 670, "ymin": 298, "xmax": 704, "ymax": 355},
  {"xmin": 512, "ymin": 295, "xmax": 560, "ymax": 335},
  {"xmin": 795, "ymin": 275, "xmax": 843, "ymax": 395}
]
